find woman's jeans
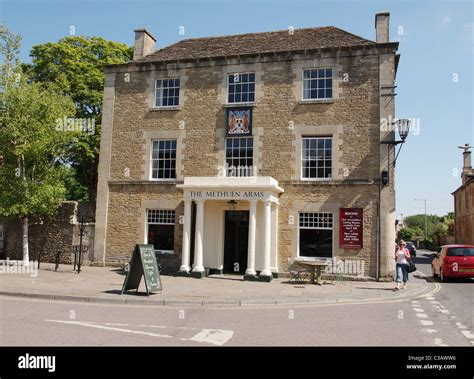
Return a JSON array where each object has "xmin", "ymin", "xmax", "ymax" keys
[{"xmin": 395, "ymin": 263, "xmax": 409, "ymax": 283}]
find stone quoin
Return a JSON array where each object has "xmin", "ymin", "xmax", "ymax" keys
[{"xmin": 93, "ymin": 12, "xmax": 400, "ymax": 281}]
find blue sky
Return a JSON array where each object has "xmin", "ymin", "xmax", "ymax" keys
[{"xmin": 1, "ymin": 0, "xmax": 473, "ymax": 218}]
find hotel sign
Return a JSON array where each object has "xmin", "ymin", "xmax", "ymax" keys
[
  {"xmin": 190, "ymin": 191, "xmax": 264, "ymax": 200},
  {"xmin": 339, "ymin": 208, "xmax": 363, "ymax": 249}
]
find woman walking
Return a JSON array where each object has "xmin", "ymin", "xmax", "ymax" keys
[{"xmin": 394, "ymin": 239, "xmax": 411, "ymax": 290}]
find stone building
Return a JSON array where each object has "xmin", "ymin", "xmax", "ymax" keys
[
  {"xmin": 452, "ymin": 145, "xmax": 474, "ymax": 245},
  {"xmin": 93, "ymin": 12, "xmax": 401, "ymax": 280}
]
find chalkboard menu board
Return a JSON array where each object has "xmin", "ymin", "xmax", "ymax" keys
[
  {"xmin": 121, "ymin": 244, "xmax": 162, "ymax": 295},
  {"xmin": 339, "ymin": 208, "xmax": 363, "ymax": 249}
]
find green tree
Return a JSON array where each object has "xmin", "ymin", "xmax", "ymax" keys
[
  {"xmin": 0, "ymin": 26, "xmax": 75, "ymax": 263},
  {"xmin": 397, "ymin": 227, "xmax": 423, "ymax": 241},
  {"xmin": 23, "ymin": 36, "xmax": 133, "ymax": 200}
]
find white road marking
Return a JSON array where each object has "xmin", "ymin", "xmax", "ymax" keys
[
  {"xmin": 420, "ymin": 320, "xmax": 434, "ymax": 326},
  {"xmin": 46, "ymin": 319, "xmax": 174, "ymax": 339},
  {"xmin": 460, "ymin": 330, "xmax": 474, "ymax": 339},
  {"xmin": 425, "ymin": 296, "xmax": 435, "ymax": 300},
  {"xmin": 45, "ymin": 319, "xmax": 234, "ymax": 346},
  {"xmin": 439, "ymin": 309, "xmax": 449, "ymax": 314},
  {"xmin": 189, "ymin": 329, "xmax": 234, "ymax": 346},
  {"xmin": 434, "ymin": 338, "xmax": 448, "ymax": 347},
  {"xmin": 421, "ymin": 328, "xmax": 438, "ymax": 334},
  {"xmin": 455, "ymin": 322, "xmax": 467, "ymax": 329},
  {"xmin": 411, "ymin": 300, "xmax": 419, "ymax": 304},
  {"xmin": 413, "ymin": 308, "xmax": 424, "ymax": 312},
  {"xmin": 416, "ymin": 313, "xmax": 428, "ymax": 318}
]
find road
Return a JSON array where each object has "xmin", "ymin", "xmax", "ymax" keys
[{"xmin": 0, "ymin": 249, "xmax": 472, "ymax": 346}]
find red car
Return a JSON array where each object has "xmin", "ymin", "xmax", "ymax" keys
[{"xmin": 431, "ymin": 244, "xmax": 474, "ymax": 282}]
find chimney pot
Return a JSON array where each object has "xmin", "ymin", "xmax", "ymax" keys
[
  {"xmin": 375, "ymin": 12, "xmax": 390, "ymax": 44},
  {"xmin": 133, "ymin": 29, "xmax": 156, "ymax": 61}
]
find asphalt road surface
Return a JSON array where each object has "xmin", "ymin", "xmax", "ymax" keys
[{"xmin": 0, "ymin": 249, "xmax": 472, "ymax": 347}]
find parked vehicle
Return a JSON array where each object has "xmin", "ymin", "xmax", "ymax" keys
[
  {"xmin": 405, "ymin": 241, "xmax": 417, "ymax": 258},
  {"xmin": 431, "ymin": 244, "xmax": 474, "ymax": 282}
]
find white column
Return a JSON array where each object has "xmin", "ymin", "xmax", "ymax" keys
[
  {"xmin": 260, "ymin": 200, "xmax": 272, "ymax": 277},
  {"xmin": 245, "ymin": 200, "xmax": 257, "ymax": 276},
  {"xmin": 180, "ymin": 199, "xmax": 192, "ymax": 272},
  {"xmin": 192, "ymin": 199, "xmax": 205, "ymax": 273}
]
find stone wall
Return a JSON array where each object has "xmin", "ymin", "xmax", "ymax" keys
[
  {"xmin": 454, "ymin": 181, "xmax": 474, "ymax": 245},
  {"xmin": 1, "ymin": 202, "xmax": 95, "ymax": 264}
]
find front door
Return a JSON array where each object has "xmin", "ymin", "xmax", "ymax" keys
[{"xmin": 224, "ymin": 211, "xmax": 249, "ymax": 274}]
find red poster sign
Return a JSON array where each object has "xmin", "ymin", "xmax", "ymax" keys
[{"xmin": 339, "ymin": 208, "xmax": 363, "ymax": 249}]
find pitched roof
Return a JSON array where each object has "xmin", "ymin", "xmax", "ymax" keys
[{"xmin": 135, "ymin": 26, "xmax": 375, "ymax": 63}]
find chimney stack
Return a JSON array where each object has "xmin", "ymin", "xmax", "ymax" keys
[
  {"xmin": 460, "ymin": 144, "xmax": 473, "ymax": 185},
  {"xmin": 375, "ymin": 12, "xmax": 390, "ymax": 43},
  {"xmin": 133, "ymin": 29, "xmax": 156, "ymax": 61}
]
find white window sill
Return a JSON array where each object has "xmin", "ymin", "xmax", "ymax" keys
[
  {"xmin": 299, "ymin": 99, "xmax": 334, "ymax": 104},
  {"xmin": 300, "ymin": 178, "xmax": 333, "ymax": 182},
  {"xmin": 149, "ymin": 106, "xmax": 180, "ymax": 111},
  {"xmin": 223, "ymin": 102, "xmax": 256, "ymax": 108},
  {"xmin": 155, "ymin": 250, "xmax": 174, "ymax": 255},
  {"xmin": 149, "ymin": 179, "xmax": 177, "ymax": 183}
]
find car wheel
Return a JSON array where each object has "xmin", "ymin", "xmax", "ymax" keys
[
  {"xmin": 431, "ymin": 265, "xmax": 438, "ymax": 278},
  {"xmin": 440, "ymin": 268, "xmax": 449, "ymax": 282}
]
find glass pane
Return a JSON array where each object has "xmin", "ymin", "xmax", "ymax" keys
[{"xmin": 299, "ymin": 229, "xmax": 332, "ymax": 258}]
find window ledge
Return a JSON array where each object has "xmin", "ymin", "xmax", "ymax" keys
[
  {"xmin": 149, "ymin": 106, "xmax": 181, "ymax": 112},
  {"xmin": 223, "ymin": 103, "xmax": 256, "ymax": 108},
  {"xmin": 155, "ymin": 251, "xmax": 174, "ymax": 255},
  {"xmin": 299, "ymin": 99, "xmax": 334, "ymax": 105}
]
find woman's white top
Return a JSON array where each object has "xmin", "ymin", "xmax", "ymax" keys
[{"xmin": 395, "ymin": 249, "xmax": 409, "ymax": 264}]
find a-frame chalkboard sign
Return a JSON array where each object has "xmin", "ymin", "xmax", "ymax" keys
[{"xmin": 121, "ymin": 244, "xmax": 162, "ymax": 295}]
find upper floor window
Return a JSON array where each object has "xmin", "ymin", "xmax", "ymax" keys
[
  {"xmin": 225, "ymin": 137, "xmax": 254, "ymax": 177},
  {"xmin": 155, "ymin": 78, "xmax": 180, "ymax": 107},
  {"xmin": 228, "ymin": 73, "xmax": 255, "ymax": 104},
  {"xmin": 302, "ymin": 68, "xmax": 332, "ymax": 100},
  {"xmin": 301, "ymin": 137, "xmax": 332, "ymax": 180},
  {"xmin": 151, "ymin": 140, "xmax": 176, "ymax": 180}
]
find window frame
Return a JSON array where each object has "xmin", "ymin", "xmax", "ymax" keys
[
  {"xmin": 300, "ymin": 136, "xmax": 333, "ymax": 181},
  {"xmin": 146, "ymin": 209, "xmax": 175, "ymax": 254},
  {"xmin": 154, "ymin": 78, "xmax": 180, "ymax": 108},
  {"xmin": 150, "ymin": 139, "xmax": 177, "ymax": 181},
  {"xmin": 227, "ymin": 72, "xmax": 256, "ymax": 105},
  {"xmin": 298, "ymin": 212, "xmax": 334, "ymax": 259},
  {"xmin": 301, "ymin": 68, "xmax": 333, "ymax": 101},
  {"xmin": 224, "ymin": 136, "xmax": 254, "ymax": 177}
]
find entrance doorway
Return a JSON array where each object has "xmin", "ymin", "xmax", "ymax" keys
[{"xmin": 224, "ymin": 211, "xmax": 249, "ymax": 274}]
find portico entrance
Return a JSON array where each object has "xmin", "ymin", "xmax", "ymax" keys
[
  {"xmin": 177, "ymin": 176, "xmax": 284, "ymax": 281},
  {"xmin": 224, "ymin": 211, "xmax": 249, "ymax": 274}
]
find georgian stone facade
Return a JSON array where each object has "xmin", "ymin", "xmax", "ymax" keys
[{"xmin": 93, "ymin": 12, "xmax": 401, "ymax": 280}]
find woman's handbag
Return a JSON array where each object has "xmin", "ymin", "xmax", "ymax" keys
[{"xmin": 407, "ymin": 260, "xmax": 417, "ymax": 273}]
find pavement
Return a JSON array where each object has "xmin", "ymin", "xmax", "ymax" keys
[{"xmin": 0, "ymin": 261, "xmax": 436, "ymax": 307}]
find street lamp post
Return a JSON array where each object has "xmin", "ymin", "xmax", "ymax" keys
[{"xmin": 414, "ymin": 198, "xmax": 428, "ymax": 241}]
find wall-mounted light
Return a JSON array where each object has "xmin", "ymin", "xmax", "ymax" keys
[
  {"xmin": 227, "ymin": 200, "xmax": 237, "ymax": 211},
  {"xmin": 380, "ymin": 118, "xmax": 411, "ymax": 186}
]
